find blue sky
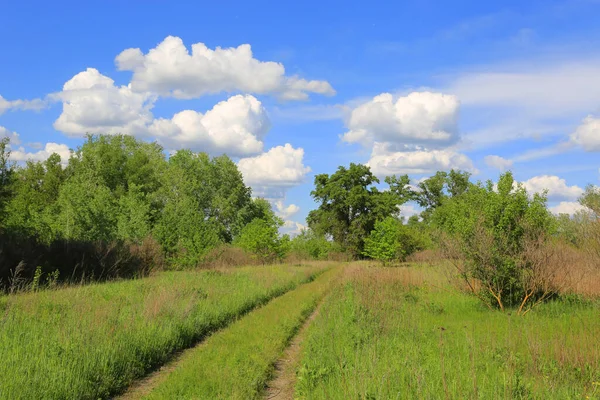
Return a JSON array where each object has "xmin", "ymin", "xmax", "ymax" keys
[{"xmin": 1, "ymin": 0, "xmax": 600, "ymax": 232}]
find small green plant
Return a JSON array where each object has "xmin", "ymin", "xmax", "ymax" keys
[
  {"xmin": 30, "ymin": 266, "xmax": 43, "ymax": 292},
  {"xmin": 45, "ymin": 269, "xmax": 60, "ymax": 289}
]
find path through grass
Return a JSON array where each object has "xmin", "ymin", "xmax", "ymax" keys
[
  {"xmin": 0, "ymin": 264, "xmax": 326, "ymax": 400},
  {"xmin": 143, "ymin": 266, "xmax": 340, "ymax": 399}
]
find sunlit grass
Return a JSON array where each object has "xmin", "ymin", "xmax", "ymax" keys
[
  {"xmin": 0, "ymin": 264, "xmax": 326, "ymax": 400},
  {"xmin": 296, "ymin": 263, "xmax": 600, "ymax": 399},
  {"xmin": 144, "ymin": 266, "xmax": 340, "ymax": 399}
]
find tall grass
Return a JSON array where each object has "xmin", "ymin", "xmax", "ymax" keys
[
  {"xmin": 296, "ymin": 264, "xmax": 600, "ymax": 399},
  {"xmin": 0, "ymin": 264, "xmax": 326, "ymax": 399},
  {"xmin": 144, "ymin": 266, "xmax": 340, "ymax": 399}
]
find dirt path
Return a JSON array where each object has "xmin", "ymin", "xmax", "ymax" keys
[
  {"xmin": 263, "ymin": 298, "xmax": 325, "ymax": 400},
  {"xmin": 114, "ymin": 342, "xmax": 204, "ymax": 400}
]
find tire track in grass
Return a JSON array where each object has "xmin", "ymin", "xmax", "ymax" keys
[
  {"xmin": 140, "ymin": 266, "xmax": 341, "ymax": 400},
  {"xmin": 263, "ymin": 295, "xmax": 327, "ymax": 400},
  {"xmin": 114, "ymin": 267, "xmax": 328, "ymax": 400}
]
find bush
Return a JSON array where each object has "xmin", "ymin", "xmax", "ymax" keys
[
  {"xmin": 288, "ymin": 229, "xmax": 338, "ymax": 261},
  {"xmin": 234, "ymin": 218, "xmax": 288, "ymax": 264},
  {"xmin": 363, "ymin": 217, "xmax": 424, "ymax": 265},
  {"xmin": 433, "ymin": 172, "xmax": 556, "ymax": 313}
]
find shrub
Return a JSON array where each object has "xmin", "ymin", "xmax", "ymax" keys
[
  {"xmin": 363, "ymin": 217, "xmax": 423, "ymax": 265},
  {"xmin": 234, "ymin": 218, "xmax": 288, "ymax": 264},
  {"xmin": 433, "ymin": 172, "xmax": 556, "ymax": 313}
]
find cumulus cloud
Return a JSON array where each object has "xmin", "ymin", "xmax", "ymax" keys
[
  {"xmin": 0, "ymin": 95, "xmax": 47, "ymax": 115},
  {"xmin": 0, "ymin": 126, "xmax": 21, "ymax": 145},
  {"xmin": 521, "ymin": 175, "xmax": 584, "ymax": 201},
  {"xmin": 281, "ymin": 220, "xmax": 307, "ymax": 237},
  {"xmin": 53, "ymin": 68, "xmax": 154, "ymax": 136},
  {"xmin": 367, "ymin": 142, "xmax": 475, "ymax": 176},
  {"xmin": 484, "ymin": 155, "xmax": 513, "ymax": 171},
  {"xmin": 549, "ymin": 201, "xmax": 587, "ymax": 216},
  {"xmin": 53, "ymin": 69, "xmax": 271, "ymax": 156},
  {"xmin": 115, "ymin": 36, "xmax": 335, "ymax": 100},
  {"xmin": 400, "ymin": 203, "xmax": 421, "ymax": 220},
  {"xmin": 238, "ymin": 144, "xmax": 311, "ymax": 199},
  {"xmin": 342, "ymin": 92, "xmax": 460, "ymax": 148},
  {"xmin": 570, "ymin": 116, "xmax": 600, "ymax": 151},
  {"xmin": 148, "ymin": 95, "xmax": 270, "ymax": 156},
  {"xmin": 274, "ymin": 201, "xmax": 300, "ymax": 219},
  {"xmin": 10, "ymin": 143, "xmax": 71, "ymax": 164}
]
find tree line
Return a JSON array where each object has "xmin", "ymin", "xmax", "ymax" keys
[
  {"xmin": 1, "ymin": 134, "xmax": 598, "ymax": 313},
  {"xmin": 0, "ymin": 135, "xmax": 286, "ymax": 288}
]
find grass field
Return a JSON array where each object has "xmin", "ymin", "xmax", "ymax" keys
[
  {"xmin": 2, "ymin": 261, "xmax": 599, "ymax": 399},
  {"xmin": 295, "ymin": 264, "xmax": 600, "ymax": 399},
  {"xmin": 0, "ymin": 264, "xmax": 327, "ymax": 400},
  {"xmin": 142, "ymin": 266, "xmax": 340, "ymax": 399}
]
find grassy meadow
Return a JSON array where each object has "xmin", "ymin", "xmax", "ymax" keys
[
  {"xmin": 0, "ymin": 264, "xmax": 327, "ymax": 399},
  {"xmin": 295, "ymin": 264, "xmax": 600, "ymax": 399},
  {"xmin": 142, "ymin": 266, "xmax": 340, "ymax": 399}
]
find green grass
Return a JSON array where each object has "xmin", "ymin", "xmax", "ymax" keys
[
  {"xmin": 0, "ymin": 264, "xmax": 326, "ymax": 400},
  {"xmin": 144, "ymin": 266, "xmax": 340, "ymax": 399},
  {"xmin": 296, "ymin": 264, "xmax": 600, "ymax": 399}
]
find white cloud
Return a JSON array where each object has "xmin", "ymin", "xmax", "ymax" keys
[
  {"xmin": 445, "ymin": 59, "xmax": 600, "ymax": 115},
  {"xmin": 367, "ymin": 143, "xmax": 475, "ymax": 176},
  {"xmin": 522, "ymin": 175, "xmax": 584, "ymax": 201},
  {"xmin": 10, "ymin": 143, "xmax": 71, "ymax": 164},
  {"xmin": 238, "ymin": 144, "xmax": 311, "ymax": 199},
  {"xmin": 274, "ymin": 200, "xmax": 300, "ymax": 219},
  {"xmin": 570, "ymin": 116, "xmax": 600, "ymax": 151},
  {"xmin": 115, "ymin": 36, "xmax": 335, "ymax": 100},
  {"xmin": 0, "ymin": 95, "xmax": 47, "ymax": 115},
  {"xmin": 342, "ymin": 92, "xmax": 459, "ymax": 148},
  {"xmin": 53, "ymin": 69, "xmax": 271, "ymax": 156},
  {"xmin": 549, "ymin": 201, "xmax": 587, "ymax": 216},
  {"xmin": 0, "ymin": 126, "xmax": 21, "ymax": 145},
  {"xmin": 400, "ymin": 203, "xmax": 421, "ymax": 220},
  {"xmin": 442, "ymin": 58, "xmax": 600, "ymax": 153},
  {"xmin": 484, "ymin": 155, "xmax": 513, "ymax": 171},
  {"xmin": 148, "ymin": 95, "xmax": 270, "ymax": 156},
  {"xmin": 53, "ymin": 68, "xmax": 154, "ymax": 136},
  {"xmin": 281, "ymin": 220, "xmax": 307, "ymax": 237}
]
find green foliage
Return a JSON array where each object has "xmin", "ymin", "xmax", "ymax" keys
[
  {"xmin": 363, "ymin": 217, "xmax": 424, "ymax": 264},
  {"xmin": 415, "ymin": 169, "xmax": 471, "ymax": 220},
  {"xmin": 0, "ymin": 137, "xmax": 15, "ymax": 228},
  {"xmin": 234, "ymin": 212, "xmax": 288, "ymax": 264},
  {"xmin": 290, "ymin": 229, "xmax": 338, "ymax": 260},
  {"xmin": 307, "ymin": 163, "xmax": 413, "ymax": 257},
  {"xmin": 1, "ymin": 134, "xmax": 271, "ymax": 280},
  {"xmin": 432, "ymin": 171, "xmax": 554, "ymax": 309}
]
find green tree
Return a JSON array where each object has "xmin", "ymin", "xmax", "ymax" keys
[
  {"xmin": 0, "ymin": 137, "xmax": 15, "ymax": 228},
  {"xmin": 307, "ymin": 163, "xmax": 413, "ymax": 257},
  {"xmin": 234, "ymin": 214, "xmax": 287, "ymax": 264},
  {"xmin": 289, "ymin": 229, "xmax": 337, "ymax": 260},
  {"xmin": 363, "ymin": 217, "xmax": 423, "ymax": 265},
  {"xmin": 415, "ymin": 169, "xmax": 471, "ymax": 220},
  {"xmin": 432, "ymin": 171, "xmax": 554, "ymax": 312}
]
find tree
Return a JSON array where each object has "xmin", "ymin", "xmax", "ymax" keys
[
  {"xmin": 289, "ymin": 229, "xmax": 337, "ymax": 260},
  {"xmin": 0, "ymin": 137, "xmax": 15, "ymax": 228},
  {"xmin": 307, "ymin": 163, "xmax": 413, "ymax": 257},
  {"xmin": 432, "ymin": 172, "xmax": 555, "ymax": 313},
  {"xmin": 234, "ymin": 214, "xmax": 287, "ymax": 264},
  {"xmin": 415, "ymin": 169, "xmax": 471, "ymax": 220},
  {"xmin": 363, "ymin": 217, "xmax": 423, "ymax": 265}
]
